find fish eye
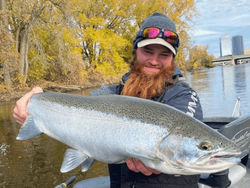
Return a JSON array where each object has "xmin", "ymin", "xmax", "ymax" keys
[
  {"xmin": 202, "ymin": 144, "xmax": 209, "ymax": 150},
  {"xmin": 198, "ymin": 141, "xmax": 213, "ymax": 151}
]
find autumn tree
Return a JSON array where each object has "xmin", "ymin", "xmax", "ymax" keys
[
  {"xmin": 187, "ymin": 45, "xmax": 215, "ymax": 70},
  {"xmin": 6, "ymin": 0, "xmax": 70, "ymax": 85},
  {"xmin": 27, "ymin": 0, "xmax": 81, "ymax": 83},
  {"xmin": 67, "ymin": 0, "xmax": 198, "ymax": 76},
  {"xmin": 68, "ymin": 0, "xmax": 136, "ymax": 77},
  {"xmin": 1, "ymin": 0, "xmax": 199, "ymax": 89},
  {"xmin": 0, "ymin": 0, "xmax": 12, "ymax": 87},
  {"xmin": 7, "ymin": 0, "xmax": 43, "ymax": 84}
]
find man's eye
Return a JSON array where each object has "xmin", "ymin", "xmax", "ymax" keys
[
  {"xmin": 144, "ymin": 50, "xmax": 153, "ymax": 54},
  {"xmin": 161, "ymin": 53, "xmax": 169, "ymax": 56}
]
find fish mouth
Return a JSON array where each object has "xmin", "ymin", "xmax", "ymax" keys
[
  {"xmin": 196, "ymin": 149, "xmax": 242, "ymax": 165},
  {"xmin": 211, "ymin": 154, "xmax": 239, "ymax": 160},
  {"xmin": 209, "ymin": 151, "xmax": 241, "ymax": 163}
]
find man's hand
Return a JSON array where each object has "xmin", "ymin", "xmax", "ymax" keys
[
  {"xmin": 126, "ymin": 158, "xmax": 161, "ymax": 176},
  {"xmin": 13, "ymin": 87, "xmax": 43, "ymax": 125}
]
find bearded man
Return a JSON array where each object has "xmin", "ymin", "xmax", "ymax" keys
[
  {"xmin": 13, "ymin": 12, "xmax": 204, "ymax": 188},
  {"xmin": 105, "ymin": 12, "xmax": 203, "ymax": 188}
]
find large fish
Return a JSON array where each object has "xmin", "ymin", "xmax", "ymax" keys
[{"xmin": 16, "ymin": 86, "xmax": 241, "ymax": 175}]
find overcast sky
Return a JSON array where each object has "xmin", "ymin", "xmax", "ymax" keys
[{"xmin": 191, "ymin": 0, "xmax": 250, "ymax": 57}]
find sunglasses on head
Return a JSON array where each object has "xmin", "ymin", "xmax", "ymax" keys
[{"xmin": 142, "ymin": 27, "xmax": 179, "ymax": 45}]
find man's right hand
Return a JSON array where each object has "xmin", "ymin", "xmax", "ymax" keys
[
  {"xmin": 13, "ymin": 87, "xmax": 43, "ymax": 125},
  {"xmin": 126, "ymin": 158, "xmax": 161, "ymax": 176}
]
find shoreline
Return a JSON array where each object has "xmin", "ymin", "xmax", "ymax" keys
[
  {"xmin": 0, "ymin": 89, "xmax": 31, "ymax": 102},
  {"xmin": 0, "ymin": 67, "xmax": 211, "ymax": 102},
  {"xmin": 0, "ymin": 77, "xmax": 121, "ymax": 102},
  {"xmin": 0, "ymin": 85, "xmax": 101, "ymax": 102}
]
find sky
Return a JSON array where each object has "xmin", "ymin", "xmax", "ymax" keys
[{"xmin": 191, "ymin": 0, "xmax": 250, "ymax": 58}]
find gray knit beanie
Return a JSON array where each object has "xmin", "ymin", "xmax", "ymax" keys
[{"xmin": 133, "ymin": 12, "xmax": 180, "ymax": 55}]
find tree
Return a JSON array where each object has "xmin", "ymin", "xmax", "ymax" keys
[
  {"xmin": 187, "ymin": 45, "xmax": 215, "ymax": 70},
  {"xmin": 6, "ymin": 0, "xmax": 69, "ymax": 84},
  {"xmin": 68, "ymin": 0, "xmax": 137, "ymax": 76},
  {"xmin": 7, "ymin": 0, "xmax": 51, "ymax": 84},
  {"xmin": 0, "ymin": 0, "xmax": 12, "ymax": 87},
  {"xmin": 27, "ymin": 0, "xmax": 74, "ymax": 82},
  {"xmin": 68, "ymin": 0, "xmax": 198, "ymax": 75},
  {"xmin": 1, "ymin": 0, "xmax": 199, "ymax": 88}
]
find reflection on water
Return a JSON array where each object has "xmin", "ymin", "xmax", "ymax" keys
[
  {"xmin": 186, "ymin": 64, "xmax": 250, "ymax": 117},
  {"xmin": 1, "ymin": 64, "xmax": 250, "ymax": 187}
]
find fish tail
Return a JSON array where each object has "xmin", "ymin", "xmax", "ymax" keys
[{"xmin": 16, "ymin": 116, "xmax": 43, "ymax": 140}]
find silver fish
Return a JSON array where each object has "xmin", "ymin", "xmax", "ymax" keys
[{"xmin": 16, "ymin": 89, "xmax": 241, "ymax": 175}]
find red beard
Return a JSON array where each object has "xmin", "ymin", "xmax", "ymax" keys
[{"xmin": 121, "ymin": 59, "xmax": 176, "ymax": 99}]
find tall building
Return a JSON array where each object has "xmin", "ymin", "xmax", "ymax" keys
[
  {"xmin": 232, "ymin": 35, "xmax": 244, "ymax": 55},
  {"xmin": 220, "ymin": 34, "xmax": 231, "ymax": 57}
]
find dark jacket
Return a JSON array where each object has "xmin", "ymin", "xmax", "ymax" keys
[{"xmin": 107, "ymin": 68, "xmax": 203, "ymax": 188}]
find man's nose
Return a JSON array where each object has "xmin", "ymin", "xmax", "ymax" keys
[{"xmin": 149, "ymin": 56, "xmax": 159, "ymax": 65}]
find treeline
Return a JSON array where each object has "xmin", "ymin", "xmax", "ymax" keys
[
  {"xmin": 0, "ymin": 0, "xmax": 213, "ymax": 91},
  {"xmin": 187, "ymin": 45, "xmax": 215, "ymax": 71}
]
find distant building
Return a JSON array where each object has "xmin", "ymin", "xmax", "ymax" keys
[
  {"xmin": 220, "ymin": 34, "xmax": 231, "ymax": 57},
  {"xmin": 232, "ymin": 35, "xmax": 244, "ymax": 55}
]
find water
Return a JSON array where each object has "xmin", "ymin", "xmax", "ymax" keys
[
  {"xmin": 1, "ymin": 63, "xmax": 250, "ymax": 187},
  {"xmin": 0, "ymin": 88, "xmax": 109, "ymax": 188},
  {"xmin": 185, "ymin": 64, "xmax": 250, "ymax": 117}
]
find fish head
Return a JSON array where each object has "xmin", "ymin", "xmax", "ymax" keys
[{"xmin": 159, "ymin": 127, "xmax": 242, "ymax": 175}]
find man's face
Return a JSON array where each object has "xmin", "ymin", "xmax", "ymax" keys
[{"xmin": 135, "ymin": 44, "xmax": 174, "ymax": 75}]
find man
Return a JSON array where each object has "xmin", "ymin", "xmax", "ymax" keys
[
  {"xmin": 105, "ymin": 12, "xmax": 203, "ymax": 188},
  {"xmin": 13, "ymin": 12, "xmax": 203, "ymax": 187}
]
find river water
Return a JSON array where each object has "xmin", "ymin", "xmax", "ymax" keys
[
  {"xmin": 185, "ymin": 63, "xmax": 250, "ymax": 117},
  {"xmin": 1, "ymin": 63, "xmax": 250, "ymax": 187}
]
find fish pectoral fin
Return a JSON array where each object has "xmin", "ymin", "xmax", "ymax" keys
[
  {"xmin": 16, "ymin": 116, "xmax": 43, "ymax": 140},
  {"xmin": 81, "ymin": 158, "xmax": 95, "ymax": 172},
  {"xmin": 60, "ymin": 148, "xmax": 89, "ymax": 173}
]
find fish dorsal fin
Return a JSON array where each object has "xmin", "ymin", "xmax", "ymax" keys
[
  {"xmin": 60, "ymin": 148, "xmax": 89, "ymax": 173},
  {"xmin": 90, "ymin": 84, "xmax": 114, "ymax": 96}
]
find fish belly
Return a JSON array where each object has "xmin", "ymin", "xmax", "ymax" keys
[{"xmin": 27, "ymin": 99, "xmax": 168, "ymax": 164}]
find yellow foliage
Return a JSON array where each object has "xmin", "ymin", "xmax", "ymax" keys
[
  {"xmin": 28, "ymin": 60, "xmax": 45, "ymax": 81},
  {"xmin": 2, "ymin": 0, "xmax": 199, "ymax": 88},
  {"xmin": 187, "ymin": 45, "xmax": 215, "ymax": 70}
]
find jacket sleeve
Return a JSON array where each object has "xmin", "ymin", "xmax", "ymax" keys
[
  {"xmin": 160, "ymin": 86, "xmax": 203, "ymax": 122},
  {"xmin": 108, "ymin": 84, "xmax": 120, "ymax": 94}
]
